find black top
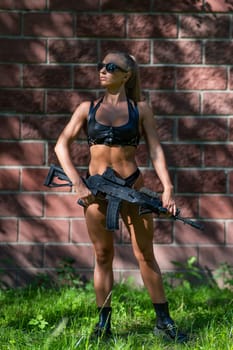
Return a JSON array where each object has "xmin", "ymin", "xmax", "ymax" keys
[{"xmin": 87, "ymin": 98, "xmax": 140, "ymax": 147}]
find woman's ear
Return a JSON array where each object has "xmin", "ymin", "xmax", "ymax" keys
[{"xmin": 124, "ymin": 71, "xmax": 132, "ymax": 83}]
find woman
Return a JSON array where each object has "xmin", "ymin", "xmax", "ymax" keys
[{"xmin": 54, "ymin": 51, "xmax": 187, "ymax": 342}]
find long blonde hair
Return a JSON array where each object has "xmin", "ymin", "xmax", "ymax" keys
[{"xmin": 106, "ymin": 51, "xmax": 142, "ymax": 102}]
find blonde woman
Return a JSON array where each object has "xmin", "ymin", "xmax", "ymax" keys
[{"xmin": 55, "ymin": 51, "xmax": 187, "ymax": 343}]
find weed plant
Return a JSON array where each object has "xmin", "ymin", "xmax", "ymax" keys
[{"xmin": 0, "ymin": 258, "xmax": 232, "ymax": 350}]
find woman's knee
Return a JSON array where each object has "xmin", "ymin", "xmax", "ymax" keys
[
  {"xmin": 95, "ymin": 247, "xmax": 114, "ymax": 266},
  {"xmin": 133, "ymin": 246, "xmax": 155, "ymax": 265}
]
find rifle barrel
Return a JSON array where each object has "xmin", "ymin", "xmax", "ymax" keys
[{"xmin": 175, "ymin": 216, "xmax": 204, "ymax": 230}]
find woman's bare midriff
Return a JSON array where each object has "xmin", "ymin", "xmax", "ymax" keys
[{"xmin": 88, "ymin": 144, "xmax": 139, "ymax": 178}]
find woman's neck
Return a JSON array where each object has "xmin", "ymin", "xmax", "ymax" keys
[{"xmin": 103, "ymin": 90, "xmax": 127, "ymax": 106}]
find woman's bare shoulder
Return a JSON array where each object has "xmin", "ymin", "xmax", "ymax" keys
[
  {"xmin": 74, "ymin": 97, "xmax": 101, "ymax": 115},
  {"xmin": 74, "ymin": 100, "xmax": 92, "ymax": 114},
  {"xmin": 137, "ymin": 100, "xmax": 154, "ymax": 118}
]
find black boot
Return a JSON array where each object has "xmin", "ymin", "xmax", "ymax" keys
[
  {"xmin": 153, "ymin": 302, "xmax": 188, "ymax": 343},
  {"xmin": 94, "ymin": 306, "xmax": 112, "ymax": 338}
]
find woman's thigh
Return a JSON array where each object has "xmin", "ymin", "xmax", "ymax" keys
[
  {"xmin": 84, "ymin": 199, "xmax": 114, "ymax": 254},
  {"xmin": 120, "ymin": 202, "xmax": 154, "ymax": 257}
]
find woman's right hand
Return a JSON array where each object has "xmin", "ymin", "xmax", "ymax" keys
[{"xmin": 73, "ymin": 182, "xmax": 95, "ymax": 207}]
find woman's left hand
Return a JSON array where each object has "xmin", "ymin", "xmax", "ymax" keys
[{"xmin": 161, "ymin": 188, "xmax": 177, "ymax": 216}]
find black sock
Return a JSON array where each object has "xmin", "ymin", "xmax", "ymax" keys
[
  {"xmin": 97, "ymin": 306, "xmax": 112, "ymax": 329},
  {"xmin": 153, "ymin": 301, "xmax": 170, "ymax": 319}
]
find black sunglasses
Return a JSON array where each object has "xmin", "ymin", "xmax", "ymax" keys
[{"xmin": 97, "ymin": 62, "xmax": 128, "ymax": 73}]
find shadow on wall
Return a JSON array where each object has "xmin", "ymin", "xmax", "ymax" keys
[{"xmin": 0, "ymin": 0, "xmax": 233, "ymax": 286}]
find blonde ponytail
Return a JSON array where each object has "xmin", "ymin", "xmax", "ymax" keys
[{"xmin": 124, "ymin": 54, "xmax": 141, "ymax": 102}]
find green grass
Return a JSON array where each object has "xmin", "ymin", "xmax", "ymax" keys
[{"xmin": 0, "ymin": 276, "xmax": 232, "ymax": 350}]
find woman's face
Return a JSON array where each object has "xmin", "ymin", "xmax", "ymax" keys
[{"xmin": 98, "ymin": 54, "xmax": 129, "ymax": 88}]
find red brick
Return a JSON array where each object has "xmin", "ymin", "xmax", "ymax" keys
[
  {"xmin": 177, "ymin": 170, "xmax": 226, "ymax": 193},
  {"xmin": 0, "ymin": 245, "xmax": 43, "ymax": 268},
  {"xmin": 154, "ymin": 246, "xmax": 198, "ymax": 271},
  {"xmin": 16, "ymin": 269, "xmax": 56, "ymax": 287},
  {"xmin": 77, "ymin": 15, "xmax": 126, "ymax": 37},
  {"xmin": 22, "ymin": 116, "xmax": 68, "ymax": 140},
  {"xmin": 0, "ymin": 39, "xmax": 46, "ymax": 63},
  {"xmin": 74, "ymin": 66, "xmax": 100, "ymax": 89},
  {"xmin": 175, "ymin": 221, "xmax": 224, "ymax": 244},
  {"xmin": 22, "ymin": 168, "xmax": 64, "ymax": 192},
  {"xmin": 23, "ymin": 65, "xmax": 71, "ymax": 88},
  {"xmin": 101, "ymin": 0, "xmax": 150, "ymax": 11},
  {"xmin": 204, "ymin": 0, "xmax": 233, "ymax": 12},
  {"xmin": 0, "ymin": 269, "xmax": 16, "ymax": 287},
  {"xmin": 0, "ymin": 169, "xmax": 20, "ymax": 190},
  {"xmin": 44, "ymin": 245, "xmax": 94, "ymax": 268},
  {"xmin": 226, "ymin": 222, "xmax": 233, "ymax": 244},
  {"xmin": 48, "ymin": 145, "xmax": 59, "ymax": 165},
  {"xmin": 0, "ymin": 90, "xmax": 44, "ymax": 113},
  {"xmin": 0, "ymin": 0, "xmax": 46, "ymax": 9},
  {"xmin": 152, "ymin": 0, "xmax": 203, "ymax": 12},
  {"xmin": 163, "ymin": 144, "xmax": 201, "ymax": 167},
  {"xmin": 19, "ymin": 219, "xmax": 69, "ymax": 242},
  {"xmin": 230, "ymin": 118, "xmax": 233, "ymax": 140},
  {"xmin": 114, "ymin": 245, "xmax": 138, "ymax": 269},
  {"xmin": 141, "ymin": 170, "xmax": 164, "ymax": 193},
  {"xmin": 140, "ymin": 67, "xmax": 175, "ymax": 89},
  {"xmin": 155, "ymin": 118, "xmax": 174, "ymax": 142},
  {"xmin": 230, "ymin": 68, "xmax": 233, "ymax": 90},
  {"xmin": 45, "ymin": 193, "xmax": 84, "ymax": 217},
  {"xmin": 178, "ymin": 117, "xmax": 228, "ymax": 141},
  {"xmin": 46, "ymin": 91, "xmax": 94, "ymax": 113},
  {"xmin": 49, "ymin": 39, "xmax": 97, "ymax": 63},
  {"xmin": 229, "ymin": 171, "xmax": 233, "ymax": 193},
  {"xmin": 175, "ymin": 195, "xmax": 199, "ymax": 217},
  {"xmin": 0, "ymin": 65, "xmax": 20, "ymax": 87},
  {"xmin": 153, "ymin": 41, "xmax": 201, "ymax": 64},
  {"xmin": 0, "ymin": 219, "xmax": 18, "ymax": 242},
  {"xmin": 0, "ymin": 12, "xmax": 20, "ymax": 35},
  {"xmin": 0, "ymin": 142, "xmax": 44, "ymax": 165},
  {"xmin": 153, "ymin": 221, "xmax": 173, "ymax": 244},
  {"xmin": 150, "ymin": 92, "xmax": 200, "ymax": 115},
  {"xmin": 180, "ymin": 15, "xmax": 230, "ymax": 38},
  {"xmin": 206, "ymin": 42, "xmax": 233, "ymax": 64},
  {"xmin": 101, "ymin": 40, "xmax": 150, "ymax": 64},
  {"xmin": 176, "ymin": 67, "xmax": 227, "ymax": 90},
  {"xmin": 24, "ymin": 13, "xmax": 74, "ymax": 37},
  {"xmin": 48, "ymin": 143, "xmax": 90, "ymax": 167},
  {"xmin": 128, "ymin": 15, "xmax": 177, "ymax": 38},
  {"xmin": 199, "ymin": 247, "xmax": 233, "ymax": 270},
  {"xmin": 71, "ymin": 219, "xmax": 90, "ymax": 243},
  {"xmin": 49, "ymin": 0, "xmax": 98, "ymax": 11},
  {"xmin": 135, "ymin": 144, "xmax": 149, "ymax": 167},
  {"xmin": 0, "ymin": 194, "xmax": 43, "ymax": 217},
  {"xmin": 204, "ymin": 145, "xmax": 233, "ymax": 167},
  {"xmin": 200, "ymin": 196, "xmax": 233, "ymax": 219},
  {"xmin": 0, "ymin": 116, "xmax": 20, "ymax": 139},
  {"xmin": 203, "ymin": 93, "xmax": 233, "ymax": 115}
]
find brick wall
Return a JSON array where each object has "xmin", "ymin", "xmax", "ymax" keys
[{"xmin": 0, "ymin": 0, "xmax": 233, "ymax": 287}]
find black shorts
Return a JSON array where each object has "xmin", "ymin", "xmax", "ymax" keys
[
  {"xmin": 124, "ymin": 168, "xmax": 140, "ymax": 187},
  {"xmin": 86, "ymin": 168, "xmax": 140, "ymax": 188}
]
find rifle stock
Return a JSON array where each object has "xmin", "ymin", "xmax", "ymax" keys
[
  {"xmin": 44, "ymin": 164, "xmax": 72, "ymax": 187},
  {"xmin": 44, "ymin": 164, "xmax": 204, "ymax": 231}
]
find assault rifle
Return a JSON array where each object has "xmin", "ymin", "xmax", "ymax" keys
[{"xmin": 44, "ymin": 164, "xmax": 204, "ymax": 232}]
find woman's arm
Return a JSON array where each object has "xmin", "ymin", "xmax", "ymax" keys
[
  {"xmin": 139, "ymin": 101, "xmax": 176, "ymax": 214},
  {"xmin": 54, "ymin": 101, "xmax": 92, "ymax": 199}
]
